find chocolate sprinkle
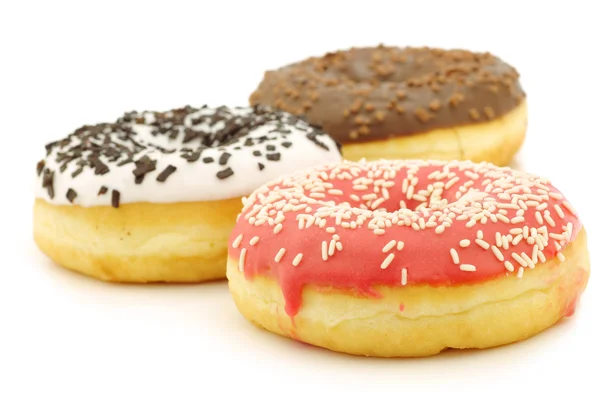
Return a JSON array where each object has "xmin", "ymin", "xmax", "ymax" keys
[
  {"xmin": 37, "ymin": 105, "xmax": 338, "ymax": 208},
  {"xmin": 132, "ymin": 155, "xmax": 157, "ymax": 184},
  {"xmin": 71, "ymin": 167, "xmax": 84, "ymax": 178},
  {"xmin": 216, "ymin": 167, "xmax": 234, "ymax": 180},
  {"xmin": 219, "ymin": 152, "xmax": 231, "ymax": 165},
  {"xmin": 36, "ymin": 160, "xmax": 45, "ymax": 176},
  {"xmin": 111, "ymin": 190, "xmax": 120, "ymax": 208},
  {"xmin": 156, "ymin": 165, "xmax": 177, "ymax": 182},
  {"xmin": 42, "ymin": 169, "xmax": 54, "ymax": 199},
  {"xmin": 66, "ymin": 188, "xmax": 77, "ymax": 203}
]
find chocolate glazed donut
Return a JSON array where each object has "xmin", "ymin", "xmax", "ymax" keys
[{"xmin": 250, "ymin": 45, "xmax": 528, "ymax": 165}]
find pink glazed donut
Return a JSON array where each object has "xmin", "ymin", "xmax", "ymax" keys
[{"xmin": 226, "ymin": 159, "xmax": 590, "ymax": 357}]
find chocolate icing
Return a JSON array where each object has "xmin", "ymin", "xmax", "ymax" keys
[{"xmin": 249, "ymin": 45, "xmax": 526, "ymax": 144}]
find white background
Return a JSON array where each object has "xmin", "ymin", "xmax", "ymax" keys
[{"xmin": 1, "ymin": 1, "xmax": 598, "ymax": 399}]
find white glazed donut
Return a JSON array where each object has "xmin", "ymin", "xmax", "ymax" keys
[{"xmin": 33, "ymin": 105, "xmax": 342, "ymax": 283}]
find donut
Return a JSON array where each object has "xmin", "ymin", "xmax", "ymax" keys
[
  {"xmin": 227, "ymin": 159, "xmax": 589, "ymax": 357},
  {"xmin": 33, "ymin": 105, "xmax": 342, "ymax": 283},
  {"xmin": 250, "ymin": 45, "xmax": 527, "ymax": 165}
]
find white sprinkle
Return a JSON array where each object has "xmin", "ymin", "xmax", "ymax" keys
[
  {"xmin": 554, "ymin": 204, "xmax": 565, "ymax": 219},
  {"xmin": 274, "ymin": 223, "xmax": 283, "ymax": 234},
  {"xmin": 350, "ymin": 194, "xmax": 360, "ymax": 202},
  {"xmin": 383, "ymin": 240, "xmax": 397, "ymax": 253},
  {"xmin": 255, "ymin": 219, "xmax": 266, "ymax": 226},
  {"xmin": 274, "ymin": 248, "xmax": 286, "ymax": 262},
  {"xmin": 512, "ymin": 234, "xmax": 523, "ymax": 245},
  {"xmin": 549, "ymin": 233, "xmax": 565, "ymax": 241},
  {"xmin": 371, "ymin": 198, "xmax": 386, "ymax": 209},
  {"xmin": 435, "ymin": 225, "xmax": 445, "ymax": 234},
  {"xmin": 373, "ymin": 228, "xmax": 385, "ymax": 235},
  {"xmin": 292, "ymin": 253, "xmax": 303, "ymax": 266},
  {"xmin": 538, "ymin": 251, "xmax": 546, "ymax": 263},
  {"xmin": 460, "ymin": 239, "xmax": 471, "ymax": 247},
  {"xmin": 232, "ymin": 234, "xmax": 243, "ymax": 249},
  {"xmin": 460, "ymin": 264, "xmax": 476, "ymax": 272},
  {"xmin": 532, "ymin": 245, "xmax": 539, "ymax": 263},
  {"xmin": 381, "ymin": 253, "xmax": 395, "ymax": 269},
  {"xmin": 502, "ymin": 235, "xmax": 510, "ymax": 249},
  {"xmin": 492, "ymin": 245, "xmax": 504, "ymax": 261},
  {"xmin": 518, "ymin": 199, "xmax": 528, "ymax": 210},
  {"xmin": 445, "ymin": 176, "xmax": 460, "ymax": 189},
  {"xmin": 475, "ymin": 238, "xmax": 490, "ymax": 250},
  {"xmin": 239, "ymin": 248, "xmax": 247, "ymax": 272},
  {"xmin": 397, "ymin": 241, "xmax": 405, "ymax": 251},
  {"xmin": 328, "ymin": 189, "xmax": 344, "ymax": 196},
  {"xmin": 450, "ymin": 248, "xmax": 460, "ymax": 264},
  {"xmin": 562, "ymin": 201, "xmax": 576, "ymax": 215},
  {"xmin": 544, "ymin": 213, "xmax": 556, "ymax": 227},
  {"xmin": 535, "ymin": 211, "xmax": 543, "ymax": 225},
  {"xmin": 477, "ymin": 230, "xmax": 484, "ymax": 239},
  {"xmin": 517, "ymin": 267, "xmax": 524, "ymax": 278},
  {"xmin": 521, "ymin": 252, "xmax": 535, "ymax": 268},
  {"xmin": 321, "ymin": 241, "xmax": 328, "ymax": 261},
  {"xmin": 512, "ymin": 252, "xmax": 528, "ymax": 267},
  {"xmin": 557, "ymin": 252, "xmax": 566, "ymax": 262},
  {"xmin": 566, "ymin": 222, "xmax": 573, "ymax": 239},
  {"xmin": 325, "ymin": 227, "xmax": 336, "ymax": 233},
  {"xmin": 495, "ymin": 232, "xmax": 502, "ymax": 247},
  {"xmin": 336, "ymin": 242, "xmax": 343, "ymax": 251},
  {"xmin": 498, "ymin": 203, "xmax": 519, "ymax": 209},
  {"xmin": 249, "ymin": 236, "xmax": 260, "ymax": 246},
  {"xmin": 401, "ymin": 268, "xmax": 408, "ymax": 285},
  {"xmin": 536, "ymin": 203, "xmax": 548, "ymax": 211},
  {"xmin": 496, "ymin": 214, "xmax": 510, "ymax": 223},
  {"xmin": 549, "ymin": 192, "xmax": 563, "ymax": 200},
  {"xmin": 466, "ymin": 220, "xmax": 476, "ymax": 228},
  {"xmin": 328, "ymin": 240, "xmax": 336, "ymax": 256},
  {"xmin": 504, "ymin": 261, "xmax": 515, "ymax": 272},
  {"xmin": 511, "ymin": 216, "xmax": 525, "ymax": 224},
  {"xmin": 406, "ymin": 185, "xmax": 414, "ymax": 199}
]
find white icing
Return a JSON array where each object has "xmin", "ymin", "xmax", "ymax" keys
[{"xmin": 35, "ymin": 106, "xmax": 342, "ymax": 206}]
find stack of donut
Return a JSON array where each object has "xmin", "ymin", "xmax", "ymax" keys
[
  {"xmin": 33, "ymin": 44, "xmax": 589, "ymax": 358},
  {"xmin": 250, "ymin": 45, "xmax": 527, "ymax": 165}
]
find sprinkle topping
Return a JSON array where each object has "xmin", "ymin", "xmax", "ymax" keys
[
  {"xmin": 228, "ymin": 159, "xmax": 581, "ymax": 317},
  {"xmin": 250, "ymin": 45, "xmax": 526, "ymax": 144},
  {"xmin": 35, "ymin": 105, "xmax": 342, "ymax": 207}
]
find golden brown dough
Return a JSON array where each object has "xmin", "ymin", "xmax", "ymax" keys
[
  {"xmin": 227, "ymin": 229, "xmax": 589, "ymax": 357},
  {"xmin": 34, "ymin": 197, "xmax": 241, "ymax": 282}
]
